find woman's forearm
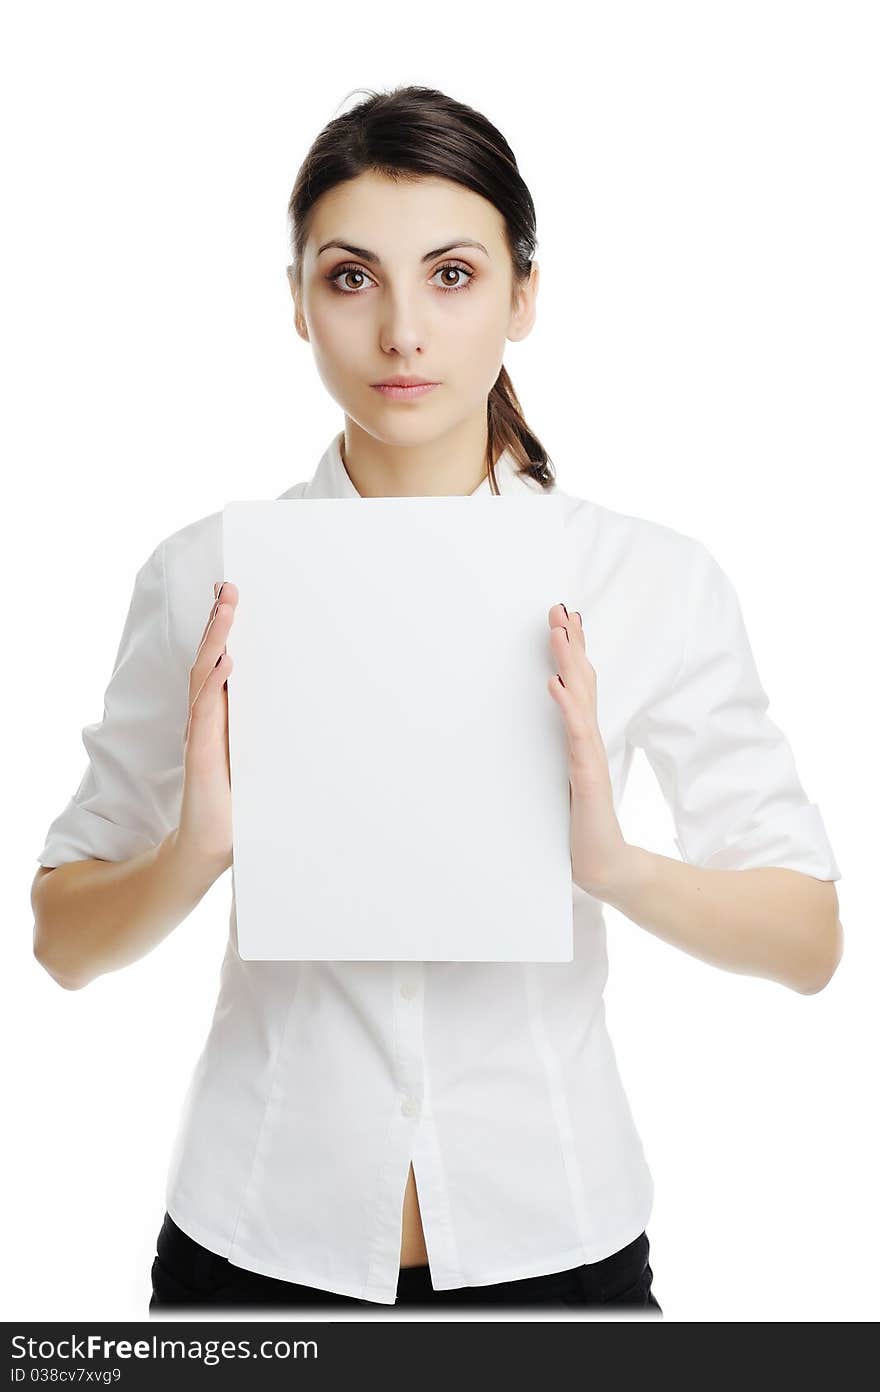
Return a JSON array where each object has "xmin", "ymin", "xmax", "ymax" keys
[
  {"xmin": 31, "ymin": 830, "xmax": 228, "ymax": 991},
  {"xmin": 587, "ymin": 846, "xmax": 842, "ymax": 995}
]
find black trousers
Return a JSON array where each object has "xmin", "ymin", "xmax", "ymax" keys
[{"xmin": 149, "ymin": 1212, "xmax": 662, "ymax": 1313}]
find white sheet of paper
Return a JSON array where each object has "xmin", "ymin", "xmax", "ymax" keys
[{"xmin": 222, "ymin": 494, "xmax": 574, "ymax": 961}]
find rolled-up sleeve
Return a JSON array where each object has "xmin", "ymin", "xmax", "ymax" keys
[
  {"xmin": 36, "ymin": 540, "xmax": 187, "ymax": 866},
  {"xmin": 630, "ymin": 540, "xmax": 841, "ymax": 880}
]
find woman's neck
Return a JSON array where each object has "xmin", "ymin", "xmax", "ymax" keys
[{"xmin": 340, "ymin": 418, "xmax": 490, "ymax": 497}]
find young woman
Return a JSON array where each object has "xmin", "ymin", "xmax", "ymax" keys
[{"xmin": 32, "ymin": 85, "xmax": 842, "ymax": 1316}]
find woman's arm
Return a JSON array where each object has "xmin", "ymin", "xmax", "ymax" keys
[
  {"xmin": 547, "ymin": 600, "xmax": 843, "ymax": 995},
  {"xmin": 33, "ymin": 572, "xmax": 239, "ymax": 992},
  {"xmin": 31, "ymin": 832, "xmax": 229, "ymax": 990},
  {"xmin": 585, "ymin": 849, "xmax": 843, "ymax": 995}
]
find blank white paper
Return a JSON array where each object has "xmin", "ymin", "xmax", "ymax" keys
[{"xmin": 222, "ymin": 494, "xmax": 573, "ymax": 961}]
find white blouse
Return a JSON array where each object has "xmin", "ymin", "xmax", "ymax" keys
[{"xmin": 36, "ymin": 431, "xmax": 842, "ymax": 1305}]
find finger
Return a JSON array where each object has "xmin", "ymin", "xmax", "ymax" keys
[
  {"xmin": 197, "ymin": 580, "xmax": 237, "ymax": 648},
  {"xmin": 191, "ymin": 587, "xmax": 238, "ymax": 699},
  {"xmin": 550, "ymin": 603, "xmax": 585, "ymax": 653},
  {"xmin": 548, "ymin": 664, "xmax": 602, "ymax": 777},
  {"xmin": 191, "ymin": 650, "xmax": 234, "ymax": 713},
  {"xmin": 550, "ymin": 616, "xmax": 594, "ymax": 705},
  {"xmin": 549, "ymin": 621, "xmax": 576, "ymax": 695},
  {"xmin": 208, "ymin": 650, "xmax": 233, "ymax": 692}
]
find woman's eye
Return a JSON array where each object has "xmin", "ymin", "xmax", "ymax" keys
[
  {"xmin": 326, "ymin": 263, "xmax": 474, "ymax": 294},
  {"xmin": 329, "ymin": 266, "xmax": 375, "ymax": 293},
  {"xmin": 429, "ymin": 264, "xmax": 474, "ymax": 292}
]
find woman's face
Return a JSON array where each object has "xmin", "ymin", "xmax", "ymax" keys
[{"xmin": 291, "ymin": 171, "xmax": 538, "ymax": 445}]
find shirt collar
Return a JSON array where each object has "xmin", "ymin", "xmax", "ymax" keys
[{"xmin": 290, "ymin": 430, "xmax": 550, "ymax": 500}]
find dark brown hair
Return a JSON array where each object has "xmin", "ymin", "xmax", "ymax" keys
[{"xmin": 287, "ymin": 84, "xmax": 555, "ymax": 494}]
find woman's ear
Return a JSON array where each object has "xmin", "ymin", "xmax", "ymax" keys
[
  {"xmin": 286, "ymin": 265, "xmax": 309, "ymax": 342},
  {"xmin": 509, "ymin": 261, "xmax": 539, "ymax": 342}
]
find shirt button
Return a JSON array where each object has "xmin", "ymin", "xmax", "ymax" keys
[
  {"xmin": 399, "ymin": 981, "xmax": 418, "ymax": 999},
  {"xmin": 401, "ymin": 1096, "xmax": 420, "ymax": 1118}
]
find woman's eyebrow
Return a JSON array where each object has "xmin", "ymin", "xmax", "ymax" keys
[{"xmin": 316, "ymin": 238, "xmax": 489, "ymax": 264}]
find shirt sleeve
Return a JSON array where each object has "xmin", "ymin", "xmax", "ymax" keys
[
  {"xmin": 630, "ymin": 539, "xmax": 841, "ymax": 880},
  {"xmin": 36, "ymin": 540, "xmax": 187, "ymax": 866}
]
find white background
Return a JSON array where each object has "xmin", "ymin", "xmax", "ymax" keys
[{"xmin": 4, "ymin": 0, "xmax": 877, "ymax": 1323}]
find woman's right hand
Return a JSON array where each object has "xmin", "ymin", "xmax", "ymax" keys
[{"xmin": 176, "ymin": 580, "xmax": 239, "ymax": 871}]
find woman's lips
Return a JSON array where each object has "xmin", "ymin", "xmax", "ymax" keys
[{"xmin": 371, "ymin": 382, "xmax": 440, "ymax": 399}]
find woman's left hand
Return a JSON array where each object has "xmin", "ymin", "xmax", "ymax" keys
[{"xmin": 547, "ymin": 603, "xmax": 633, "ymax": 897}]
